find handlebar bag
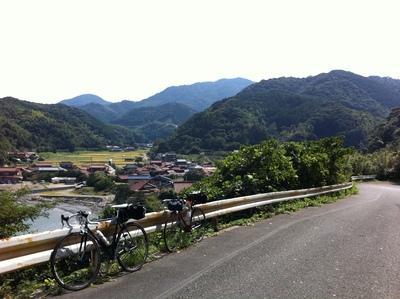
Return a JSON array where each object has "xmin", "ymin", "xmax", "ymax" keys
[
  {"xmin": 119, "ymin": 204, "xmax": 146, "ymax": 222},
  {"xmin": 168, "ymin": 199, "xmax": 183, "ymax": 211}
]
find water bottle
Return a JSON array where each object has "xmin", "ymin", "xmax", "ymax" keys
[
  {"xmin": 186, "ymin": 209, "xmax": 191, "ymax": 222},
  {"xmin": 95, "ymin": 230, "xmax": 110, "ymax": 246}
]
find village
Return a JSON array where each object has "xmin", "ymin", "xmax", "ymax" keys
[{"xmin": 0, "ymin": 150, "xmax": 216, "ymax": 194}]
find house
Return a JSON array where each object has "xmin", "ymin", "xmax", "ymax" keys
[
  {"xmin": 150, "ymin": 160, "xmax": 162, "ymax": 167},
  {"xmin": 129, "ymin": 181, "xmax": 159, "ymax": 193},
  {"xmin": 123, "ymin": 164, "xmax": 139, "ymax": 171},
  {"xmin": 116, "ymin": 174, "xmax": 129, "ymax": 183},
  {"xmin": 51, "ymin": 177, "xmax": 76, "ymax": 184},
  {"xmin": 176, "ymin": 159, "xmax": 188, "ymax": 168},
  {"xmin": 86, "ymin": 164, "xmax": 107, "ymax": 173},
  {"xmin": 149, "ymin": 175, "xmax": 174, "ymax": 189},
  {"xmin": 127, "ymin": 174, "xmax": 152, "ymax": 185},
  {"xmin": 0, "ymin": 167, "xmax": 23, "ymax": 183},
  {"xmin": 160, "ymin": 153, "xmax": 176, "ymax": 162},
  {"xmin": 127, "ymin": 174, "xmax": 173, "ymax": 194},
  {"xmin": 8, "ymin": 150, "xmax": 36, "ymax": 160},
  {"xmin": 173, "ymin": 181, "xmax": 195, "ymax": 193},
  {"xmin": 59, "ymin": 162, "xmax": 74, "ymax": 170},
  {"xmin": 37, "ymin": 167, "xmax": 67, "ymax": 173},
  {"xmin": 124, "ymin": 146, "xmax": 136, "ymax": 151}
]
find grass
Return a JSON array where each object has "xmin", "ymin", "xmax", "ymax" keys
[
  {"xmin": 1, "ymin": 185, "xmax": 358, "ymax": 298},
  {"xmin": 38, "ymin": 150, "xmax": 149, "ymax": 169}
]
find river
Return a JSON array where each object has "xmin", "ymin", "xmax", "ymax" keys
[{"xmin": 26, "ymin": 202, "xmax": 102, "ymax": 233}]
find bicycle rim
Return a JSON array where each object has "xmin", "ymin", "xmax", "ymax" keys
[
  {"xmin": 164, "ymin": 212, "xmax": 182, "ymax": 252},
  {"xmin": 191, "ymin": 207, "xmax": 206, "ymax": 242},
  {"xmin": 50, "ymin": 232, "xmax": 101, "ymax": 291},
  {"xmin": 117, "ymin": 222, "xmax": 149, "ymax": 272}
]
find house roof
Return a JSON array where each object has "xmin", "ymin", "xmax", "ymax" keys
[
  {"xmin": 173, "ymin": 181, "xmax": 195, "ymax": 193},
  {"xmin": 129, "ymin": 180, "xmax": 159, "ymax": 192},
  {"xmin": 128, "ymin": 175, "xmax": 152, "ymax": 180},
  {"xmin": 38, "ymin": 167, "xmax": 67, "ymax": 171},
  {"xmin": 0, "ymin": 167, "xmax": 18, "ymax": 171}
]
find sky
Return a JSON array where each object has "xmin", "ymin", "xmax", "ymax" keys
[{"xmin": 1, "ymin": 0, "xmax": 400, "ymax": 104}]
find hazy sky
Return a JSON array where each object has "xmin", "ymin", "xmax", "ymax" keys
[{"xmin": 1, "ymin": 1, "xmax": 399, "ymax": 104}]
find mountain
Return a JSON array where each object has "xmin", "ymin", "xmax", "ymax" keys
[
  {"xmin": 59, "ymin": 94, "xmax": 112, "ymax": 107},
  {"xmin": 61, "ymin": 78, "xmax": 254, "ymax": 124},
  {"xmin": 164, "ymin": 70, "xmax": 400, "ymax": 153},
  {"xmin": 0, "ymin": 97, "xmax": 146, "ymax": 155},
  {"xmin": 111, "ymin": 102, "xmax": 197, "ymax": 141},
  {"xmin": 133, "ymin": 78, "xmax": 254, "ymax": 111}
]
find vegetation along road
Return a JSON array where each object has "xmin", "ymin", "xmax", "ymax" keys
[{"xmin": 55, "ymin": 182, "xmax": 400, "ymax": 298}]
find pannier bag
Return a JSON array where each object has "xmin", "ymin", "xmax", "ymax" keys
[
  {"xmin": 168, "ymin": 199, "xmax": 183, "ymax": 211},
  {"xmin": 188, "ymin": 191, "xmax": 208, "ymax": 204},
  {"xmin": 119, "ymin": 204, "xmax": 146, "ymax": 222}
]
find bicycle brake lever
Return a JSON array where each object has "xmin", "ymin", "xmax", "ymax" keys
[{"xmin": 61, "ymin": 214, "xmax": 68, "ymax": 228}]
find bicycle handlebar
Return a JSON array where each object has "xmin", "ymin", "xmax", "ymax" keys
[{"xmin": 61, "ymin": 210, "xmax": 93, "ymax": 228}]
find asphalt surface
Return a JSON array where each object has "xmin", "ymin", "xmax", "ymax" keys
[{"xmin": 54, "ymin": 182, "xmax": 400, "ymax": 299}]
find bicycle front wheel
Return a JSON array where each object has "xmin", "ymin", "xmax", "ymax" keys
[
  {"xmin": 50, "ymin": 232, "xmax": 101, "ymax": 291},
  {"xmin": 164, "ymin": 211, "xmax": 182, "ymax": 252},
  {"xmin": 117, "ymin": 222, "xmax": 149, "ymax": 272},
  {"xmin": 191, "ymin": 207, "xmax": 206, "ymax": 242}
]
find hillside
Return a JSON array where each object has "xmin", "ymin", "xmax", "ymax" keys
[
  {"xmin": 62, "ymin": 78, "xmax": 254, "ymax": 124},
  {"xmin": 111, "ymin": 102, "xmax": 197, "ymax": 141},
  {"xmin": 0, "ymin": 97, "xmax": 146, "ymax": 155},
  {"xmin": 368, "ymin": 107, "xmax": 400, "ymax": 151},
  {"xmin": 164, "ymin": 70, "xmax": 400, "ymax": 153}
]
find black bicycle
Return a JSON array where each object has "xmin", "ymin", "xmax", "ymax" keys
[
  {"xmin": 163, "ymin": 192, "xmax": 208, "ymax": 252},
  {"xmin": 50, "ymin": 203, "xmax": 149, "ymax": 291}
]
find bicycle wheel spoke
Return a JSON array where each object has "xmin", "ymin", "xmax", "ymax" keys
[
  {"xmin": 51, "ymin": 232, "xmax": 101, "ymax": 291},
  {"xmin": 191, "ymin": 207, "xmax": 206, "ymax": 243},
  {"xmin": 164, "ymin": 212, "xmax": 182, "ymax": 252},
  {"xmin": 117, "ymin": 223, "xmax": 149, "ymax": 272}
]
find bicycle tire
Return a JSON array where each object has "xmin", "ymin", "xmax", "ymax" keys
[
  {"xmin": 164, "ymin": 211, "xmax": 182, "ymax": 252},
  {"xmin": 191, "ymin": 207, "xmax": 206, "ymax": 242},
  {"xmin": 50, "ymin": 232, "xmax": 101, "ymax": 291},
  {"xmin": 117, "ymin": 222, "xmax": 149, "ymax": 272}
]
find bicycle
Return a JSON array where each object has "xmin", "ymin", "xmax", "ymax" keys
[
  {"xmin": 50, "ymin": 203, "xmax": 149, "ymax": 291},
  {"xmin": 163, "ymin": 192, "xmax": 208, "ymax": 252}
]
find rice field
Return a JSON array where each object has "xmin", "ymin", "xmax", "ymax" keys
[{"xmin": 39, "ymin": 150, "xmax": 149, "ymax": 168}]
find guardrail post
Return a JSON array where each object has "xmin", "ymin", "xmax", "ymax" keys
[{"xmin": 213, "ymin": 216, "xmax": 219, "ymax": 232}]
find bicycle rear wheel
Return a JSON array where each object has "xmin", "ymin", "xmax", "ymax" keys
[
  {"xmin": 164, "ymin": 211, "xmax": 182, "ymax": 252},
  {"xmin": 191, "ymin": 207, "xmax": 206, "ymax": 242},
  {"xmin": 50, "ymin": 232, "xmax": 101, "ymax": 291},
  {"xmin": 117, "ymin": 222, "xmax": 149, "ymax": 272}
]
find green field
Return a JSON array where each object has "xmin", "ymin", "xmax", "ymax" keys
[{"xmin": 39, "ymin": 150, "xmax": 149, "ymax": 168}]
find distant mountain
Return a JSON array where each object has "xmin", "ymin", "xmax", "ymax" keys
[
  {"xmin": 61, "ymin": 78, "xmax": 254, "ymax": 124},
  {"xmin": 59, "ymin": 94, "xmax": 112, "ymax": 107},
  {"xmin": 133, "ymin": 78, "xmax": 254, "ymax": 111},
  {"xmin": 164, "ymin": 70, "xmax": 400, "ymax": 153},
  {"xmin": 0, "ymin": 97, "xmax": 146, "ymax": 156},
  {"xmin": 111, "ymin": 102, "xmax": 197, "ymax": 141}
]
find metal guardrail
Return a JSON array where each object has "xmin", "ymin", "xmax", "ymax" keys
[
  {"xmin": 0, "ymin": 182, "xmax": 354, "ymax": 275},
  {"xmin": 351, "ymin": 175, "xmax": 376, "ymax": 181}
]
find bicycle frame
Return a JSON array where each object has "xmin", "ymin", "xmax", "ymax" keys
[
  {"xmin": 174, "ymin": 200, "xmax": 197, "ymax": 232},
  {"xmin": 66, "ymin": 209, "xmax": 129, "ymax": 261}
]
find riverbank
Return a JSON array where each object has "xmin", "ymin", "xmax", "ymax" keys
[{"xmin": 2, "ymin": 182, "xmax": 115, "ymax": 233}]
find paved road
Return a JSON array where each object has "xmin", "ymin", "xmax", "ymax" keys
[{"xmin": 55, "ymin": 182, "xmax": 400, "ymax": 298}]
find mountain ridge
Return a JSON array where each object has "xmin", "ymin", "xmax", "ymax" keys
[{"xmin": 163, "ymin": 70, "xmax": 400, "ymax": 153}]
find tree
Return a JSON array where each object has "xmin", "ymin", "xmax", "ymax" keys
[
  {"xmin": 87, "ymin": 172, "xmax": 115, "ymax": 192},
  {"xmin": 0, "ymin": 189, "xmax": 55, "ymax": 238},
  {"xmin": 185, "ymin": 137, "xmax": 353, "ymax": 201}
]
